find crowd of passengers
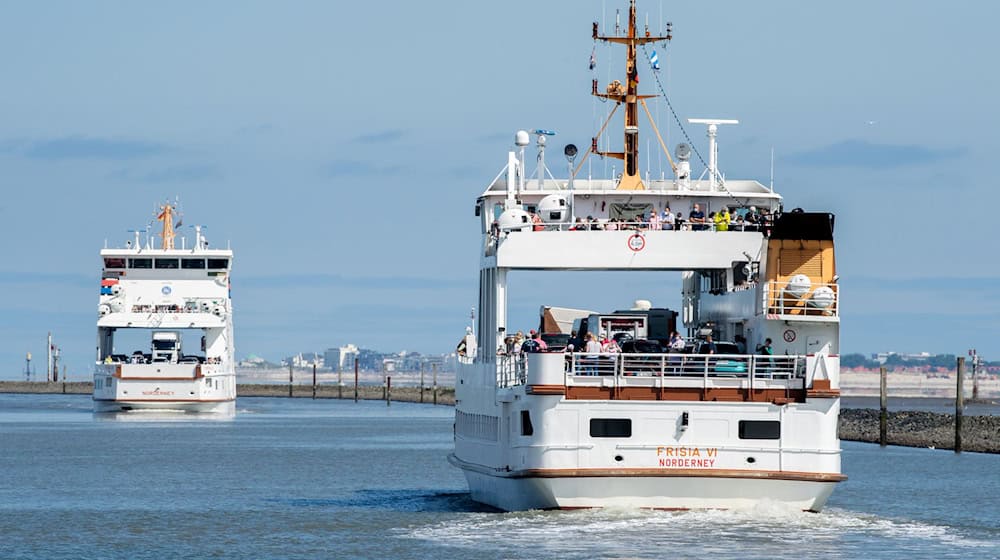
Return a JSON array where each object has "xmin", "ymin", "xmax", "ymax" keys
[{"xmin": 523, "ymin": 205, "xmax": 773, "ymax": 233}]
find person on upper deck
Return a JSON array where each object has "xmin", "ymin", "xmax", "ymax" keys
[
  {"xmin": 668, "ymin": 331, "xmax": 685, "ymax": 353},
  {"xmin": 661, "ymin": 207, "xmax": 675, "ymax": 230},
  {"xmin": 689, "ymin": 204, "xmax": 706, "ymax": 230},
  {"xmin": 757, "ymin": 338, "xmax": 773, "ymax": 356},
  {"xmin": 648, "ymin": 209, "xmax": 662, "ymax": 231},
  {"xmin": 571, "ymin": 217, "xmax": 586, "ymax": 231},
  {"xmin": 531, "ymin": 213, "xmax": 544, "ymax": 232},
  {"xmin": 714, "ymin": 207, "xmax": 730, "ymax": 232}
]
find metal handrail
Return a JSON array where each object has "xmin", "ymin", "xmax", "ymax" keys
[{"xmin": 762, "ymin": 280, "xmax": 839, "ymax": 317}]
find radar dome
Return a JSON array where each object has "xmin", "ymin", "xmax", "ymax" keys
[
  {"xmin": 537, "ymin": 194, "xmax": 569, "ymax": 222},
  {"xmin": 632, "ymin": 299, "xmax": 652, "ymax": 311},
  {"xmin": 515, "ymin": 130, "xmax": 530, "ymax": 147},
  {"xmin": 497, "ymin": 208, "xmax": 532, "ymax": 232},
  {"xmin": 785, "ymin": 274, "xmax": 812, "ymax": 298}
]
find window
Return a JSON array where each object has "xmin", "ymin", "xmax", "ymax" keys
[
  {"xmin": 739, "ymin": 420, "xmax": 780, "ymax": 440},
  {"xmin": 154, "ymin": 259, "xmax": 179, "ymax": 269},
  {"xmin": 520, "ymin": 410, "xmax": 533, "ymax": 436},
  {"xmin": 207, "ymin": 258, "xmax": 229, "ymax": 270},
  {"xmin": 104, "ymin": 257, "xmax": 126, "ymax": 269},
  {"xmin": 128, "ymin": 258, "xmax": 152, "ymax": 269},
  {"xmin": 181, "ymin": 258, "xmax": 206, "ymax": 269},
  {"xmin": 590, "ymin": 418, "xmax": 631, "ymax": 438}
]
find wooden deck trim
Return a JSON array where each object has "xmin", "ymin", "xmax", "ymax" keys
[
  {"xmin": 564, "ymin": 386, "xmax": 806, "ymax": 404},
  {"xmin": 510, "ymin": 467, "xmax": 847, "ymax": 483},
  {"xmin": 527, "ymin": 384, "xmax": 567, "ymax": 395}
]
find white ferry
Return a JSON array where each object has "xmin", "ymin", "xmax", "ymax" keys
[
  {"xmin": 93, "ymin": 202, "xmax": 237, "ymax": 414},
  {"xmin": 449, "ymin": 1, "xmax": 845, "ymax": 511}
]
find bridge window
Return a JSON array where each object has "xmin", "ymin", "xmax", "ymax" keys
[
  {"xmin": 207, "ymin": 258, "xmax": 229, "ymax": 270},
  {"xmin": 128, "ymin": 258, "xmax": 152, "ymax": 269},
  {"xmin": 181, "ymin": 258, "xmax": 206, "ymax": 269},
  {"xmin": 154, "ymin": 258, "xmax": 179, "ymax": 269},
  {"xmin": 738, "ymin": 420, "xmax": 780, "ymax": 440},
  {"xmin": 103, "ymin": 257, "xmax": 125, "ymax": 269},
  {"xmin": 590, "ymin": 418, "xmax": 631, "ymax": 438}
]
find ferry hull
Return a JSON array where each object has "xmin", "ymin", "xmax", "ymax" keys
[
  {"xmin": 450, "ymin": 454, "xmax": 837, "ymax": 512},
  {"xmin": 93, "ymin": 398, "xmax": 235, "ymax": 414}
]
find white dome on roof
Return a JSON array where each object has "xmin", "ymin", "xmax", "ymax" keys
[
  {"xmin": 538, "ymin": 194, "xmax": 569, "ymax": 223},
  {"xmin": 497, "ymin": 208, "xmax": 531, "ymax": 232}
]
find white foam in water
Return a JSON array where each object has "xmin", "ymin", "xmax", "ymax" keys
[{"xmin": 402, "ymin": 504, "xmax": 997, "ymax": 556}]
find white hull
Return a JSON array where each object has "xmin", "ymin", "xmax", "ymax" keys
[
  {"xmin": 93, "ymin": 397, "xmax": 235, "ymax": 414},
  {"xmin": 450, "ymin": 454, "xmax": 836, "ymax": 512}
]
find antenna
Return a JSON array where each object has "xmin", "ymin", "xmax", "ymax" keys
[
  {"xmin": 687, "ymin": 118, "xmax": 738, "ymax": 191},
  {"xmin": 769, "ymin": 146, "xmax": 775, "ymax": 193},
  {"xmin": 534, "ymin": 129, "xmax": 556, "ymax": 189}
]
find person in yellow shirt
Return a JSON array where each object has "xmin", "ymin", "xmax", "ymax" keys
[{"xmin": 714, "ymin": 207, "xmax": 731, "ymax": 231}]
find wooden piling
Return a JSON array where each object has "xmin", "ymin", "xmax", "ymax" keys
[
  {"xmin": 420, "ymin": 363, "xmax": 425, "ymax": 404},
  {"xmin": 312, "ymin": 363, "xmax": 317, "ymax": 400},
  {"xmin": 338, "ymin": 363, "xmax": 343, "ymax": 400},
  {"xmin": 879, "ymin": 366, "xmax": 887, "ymax": 447},
  {"xmin": 354, "ymin": 358, "xmax": 359, "ymax": 403},
  {"xmin": 432, "ymin": 363, "xmax": 438, "ymax": 405},
  {"xmin": 386, "ymin": 376, "xmax": 391, "ymax": 407},
  {"xmin": 288, "ymin": 363, "xmax": 293, "ymax": 398},
  {"xmin": 956, "ymin": 357, "xmax": 965, "ymax": 454}
]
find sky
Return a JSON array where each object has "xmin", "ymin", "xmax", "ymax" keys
[{"xmin": 1, "ymin": 1, "xmax": 998, "ymax": 379}]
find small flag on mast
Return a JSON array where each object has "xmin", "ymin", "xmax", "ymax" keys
[
  {"xmin": 589, "ymin": 47, "xmax": 596, "ymax": 70},
  {"xmin": 650, "ymin": 50, "xmax": 661, "ymax": 71}
]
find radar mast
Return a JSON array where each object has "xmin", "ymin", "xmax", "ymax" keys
[{"xmin": 592, "ymin": 0, "xmax": 671, "ymax": 190}]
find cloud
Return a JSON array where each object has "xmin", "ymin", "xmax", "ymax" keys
[
  {"xmin": 323, "ymin": 160, "xmax": 404, "ymax": 177},
  {"xmin": 784, "ymin": 139, "xmax": 965, "ymax": 169},
  {"xmin": 354, "ymin": 129, "xmax": 405, "ymax": 144},
  {"xmin": 25, "ymin": 136, "xmax": 168, "ymax": 160}
]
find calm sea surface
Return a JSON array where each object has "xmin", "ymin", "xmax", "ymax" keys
[{"xmin": 1, "ymin": 394, "xmax": 997, "ymax": 559}]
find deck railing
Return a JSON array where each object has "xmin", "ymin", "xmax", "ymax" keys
[
  {"xmin": 497, "ymin": 352, "xmax": 805, "ymax": 388},
  {"xmin": 763, "ymin": 280, "xmax": 839, "ymax": 318}
]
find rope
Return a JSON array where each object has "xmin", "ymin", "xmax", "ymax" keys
[{"xmin": 640, "ymin": 44, "xmax": 750, "ymax": 209}]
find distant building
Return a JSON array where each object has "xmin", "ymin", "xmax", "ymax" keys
[
  {"xmin": 282, "ymin": 352, "xmax": 324, "ymax": 368},
  {"xmin": 324, "ymin": 344, "xmax": 359, "ymax": 371}
]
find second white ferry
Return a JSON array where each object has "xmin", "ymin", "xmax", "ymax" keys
[
  {"xmin": 450, "ymin": 1, "xmax": 845, "ymax": 511},
  {"xmin": 93, "ymin": 202, "xmax": 236, "ymax": 413}
]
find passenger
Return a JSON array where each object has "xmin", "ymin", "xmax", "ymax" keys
[
  {"xmin": 735, "ymin": 335, "xmax": 747, "ymax": 354},
  {"xmin": 668, "ymin": 331, "xmax": 686, "ymax": 373},
  {"xmin": 745, "ymin": 206, "xmax": 760, "ymax": 232},
  {"xmin": 708, "ymin": 212, "xmax": 717, "ymax": 231},
  {"xmin": 529, "ymin": 329, "xmax": 548, "ymax": 352},
  {"xmin": 756, "ymin": 337, "xmax": 774, "ymax": 375},
  {"xmin": 732, "ymin": 213, "xmax": 745, "ymax": 232},
  {"xmin": 104, "ymin": 355, "xmax": 113, "ymax": 364},
  {"xmin": 661, "ymin": 206, "xmax": 675, "ymax": 230},
  {"xmin": 633, "ymin": 213, "xmax": 647, "ymax": 230},
  {"xmin": 689, "ymin": 204, "xmax": 706, "ymax": 230},
  {"xmin": 648, "ymin": 209, "xmax": 662, "ymax": 231},
  {"xmin": 531, "ymin": 213, "xmax": 544, "ymax": 232},
  {"xmin": 602, "ymin": 337, "xmax": 621, "ymax": 354},
  {"xmin": 714, "ymin": 208, "xmax": 730, "ymax": 232},
  {"xmin": 571, "ymin": 217, "xmax": 586, "ymax": 231},
  {"xmin": 513, "ymin": 331, "xmax": 524, "ymax": 354},
  {"xmin": 675, "ymin": 212, "xmax": 687, "ymax": 231},
  {"xmin": 584, "ymin": 333, "xmax": 602, "ymax": 375},
  {"xmin": 605, "ymin": 218, "xmax": 618, "ymax": 231},
  {"xmin": 702, "ymin": 334, "xmax": 717, "ymax": 355}
]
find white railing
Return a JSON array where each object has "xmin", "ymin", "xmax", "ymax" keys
[
  {"xmin": 497, "ymin": 352, "xmax": 805, "ymax": 388},
  {"xmin": 763, "ymin": 280, "xmax": 839, "ymax": 317}
]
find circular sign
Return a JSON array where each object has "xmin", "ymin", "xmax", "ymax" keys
[
  {"xmin": 627, "ymin": 233, "xmax": 646, "ymax": 252},
  {"xmin": 161, "ymin": 285, "xmax": 172, "ymax": 295},
  {"xmin": 783, "ymin": 329, "xmax": 796, "ymax": 343}
]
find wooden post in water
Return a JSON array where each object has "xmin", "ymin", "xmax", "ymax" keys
[
  {"xmin": 386, "ymin": 376, "xmax": 391, "ymax": 407},
  {"xmin": 956, "ymin": 357, "xmax": 965, "ymax": 454},
  {"xmin": 879, "ymin": 366, "xmax": 887, "ymax": 447},
  {"xmin": 354, "ymin": 358, "xmax": 359, "ymax": 403},
  {"xmin": 288, "ymin": 362, "xmax": 293, "ymax": 398},
  {"xmin": 312, "ymin": 363, "xmax": 317, "ymax": 400},
  {"xmin": 420, "ymin": 363, "xmax": 425, "ymax": 404},
  {"xmin": 432, "ymin": 363, "xmax": 438, "ymax": 405},
  {"xmin": 338, "ymin": 362, "xmax": 343, "ymax": 400}
]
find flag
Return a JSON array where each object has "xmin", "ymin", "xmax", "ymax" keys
[
  {"xmin": 175, "ymin": 219, "xmax": 182, "ymax": 228},
  {"xmin": 650, "ymin": 50, "xmax": 660, "ymax": 71},
  {"xmin": 589, "ymin": 48, "xmax": 596, "ymax": 70}
]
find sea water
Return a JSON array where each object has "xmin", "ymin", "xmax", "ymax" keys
[{"xmin": 0, "ymin": 394, "xmax": 997, "ymax": 559}]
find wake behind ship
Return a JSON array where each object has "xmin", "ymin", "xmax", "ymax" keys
[
  {"xmin": 93, "ymin": 202, "xmax": 236, "ymax": 414},
  {"xmin": 449, "ymin": 1, "xmax": 845, "ymax": 511}
]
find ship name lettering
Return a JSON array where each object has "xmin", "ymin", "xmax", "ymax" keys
[{"xmin": 658, "ymin": 458, "xmax": 716, "ymax": 468}]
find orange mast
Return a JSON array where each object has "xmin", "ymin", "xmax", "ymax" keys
[
  {"xmin": 592, "ymin": 0, "xmax": 671, "ymax": 190},
  {"xmin": 156, "ymin": 202, "xmax": 176, "ymax": 250}
]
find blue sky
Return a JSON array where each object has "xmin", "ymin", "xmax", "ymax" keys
[{"xmin": 1, "ymin": 1, "xmax": 997, "ymax": 379}]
